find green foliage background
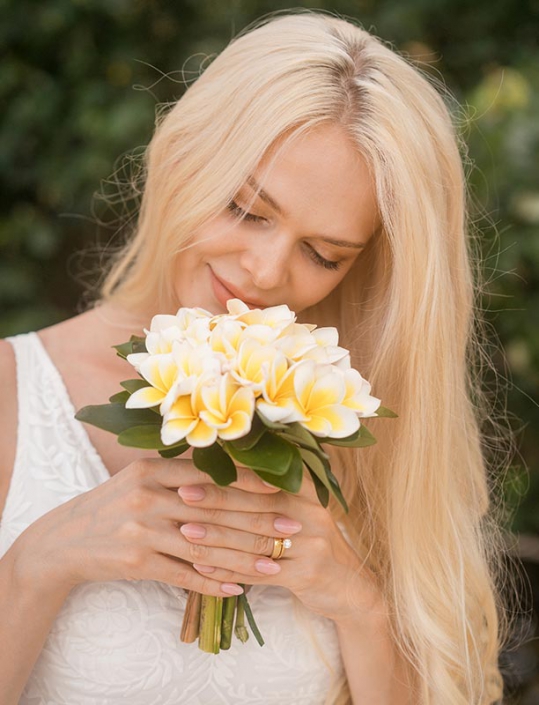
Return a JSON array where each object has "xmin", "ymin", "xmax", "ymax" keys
[{"xmin": 1, "ymin": 0, "xmax": 538, "ymax": 535}]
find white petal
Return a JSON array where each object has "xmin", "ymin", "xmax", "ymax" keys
[
  {"xmin": 125, "ymin": 386, "xmax": 164, "ymax": 409},
  {"xmin": 126, "ymin": 352, "xmax": 150, "ymax": 370},
  {"xmin": 227, "ymin": 299, "xmax": 250, "ymax": 315}
]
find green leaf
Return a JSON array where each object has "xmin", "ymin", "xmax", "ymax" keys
[
  {"xmin": 113, "ymin": 336, "xmax": 147, "ymax": 359},
  {"xmin": 254, "ymin": 445, "xmax": 303, "ymax": 493},
  {"xmin": 113, "ymin": 341, "xmax": 134, "ymax": 360},
  {"xmin": 299, "ymin": 447, "xmax": 331, "ymax": 488},
  {"xmin": 158, "ymin": 443, "xmax": 190, "ymax": 458},
  {"xmin": 224, "ymin": 433, "xmax": 294, "ymax": 476},
  {"xmin": 307, "ymin": 469, "xmax": 330, "ymax": 508},
  {"xmin": 299, "ymin": 447, "xmax": 348, "ymax": 512},
  {"xmin": 192, "ymin": 444, "xmax": 237, "ymax": 486},
  {"xmin": 227, "ymin": 414, "xmax": 267, "ymax": 451},
  {"xmin": 109, "ymin": 390, "xmax": 130, "ymax": 404},
  {"xmin": 118, "ymin": 424, "xmax": 167, "ymax": 449},
  {"xmin": 120, "ymin": 378, "xmax": 149, "ymax": 394},
  {"xmin": 375, "ymin": 406, "xmax": 398, "ymax": 418},
  {"xmin": 322, "ymin": 424, "xmax": 377, "ymax": 448},
  {"xmin": 278, "ymin": 422, "xmax": 329, "ymax": 459},
  {"xmin": 325, "ymin": 466, "xmax": 349, "ymax": 513},
  {"xmin": 75, "ymin": 403, "xmax": 159, "ymax": 435}
]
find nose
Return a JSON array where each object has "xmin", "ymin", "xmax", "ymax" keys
[{"xmin": 240, "ymin": 231, "xmax": 292, "ymax": 291}]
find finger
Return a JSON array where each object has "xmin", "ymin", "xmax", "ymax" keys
[
  {"xmin": 177, "ymin": 482, "xmax": 287, "ymax": 514},
  {"xmin": 192, "ymin": 562, "xmax": 283, "ymax": 586},
  {"xmin": 178, "ymin": 522, "xmax": 296, "ymax": 560},
  {"xmin": 145, "ymin": 553, "xmax": 245, "ymax": 597},
  {"xmin": 177, "ymin": 504, "xmax": 303, "ymax": 537}
]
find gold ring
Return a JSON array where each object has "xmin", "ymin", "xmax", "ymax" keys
[{"xmin": 270, "ymin": 537, "xmax": 292, "ymax": 560}]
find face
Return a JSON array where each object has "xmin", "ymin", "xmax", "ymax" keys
[{"xmin": 173, "ymin": 122, "xmax": 379, "ymax": 315}]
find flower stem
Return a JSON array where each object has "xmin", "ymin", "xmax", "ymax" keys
[
  {"xmin": 234, "ymin": 590, "xmax": 249, "ymax": 643},
  {"xmin": 180, "ymin": 591, "xmax": 202, "ymax": 643},
  {"xmin": 220, "ymin": 596, "xmax": 237, "ymax": 650},
  {"xmin": 199, "ymin": 595, "xmax": 223, "ymax": 653}
]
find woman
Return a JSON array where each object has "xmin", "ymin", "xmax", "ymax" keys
[{"xmin": 0, "ymin": 9, "xmax": 510, "ymax": 704}]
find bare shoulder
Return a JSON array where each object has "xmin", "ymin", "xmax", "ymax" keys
[{"xmin": 0, "ymin": 338, "xmax": 18, "ymax": 518}]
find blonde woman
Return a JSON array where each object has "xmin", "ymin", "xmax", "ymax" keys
[{"xmin": 0, "ymin": 10, "xmax": 510, "ymax": 705}]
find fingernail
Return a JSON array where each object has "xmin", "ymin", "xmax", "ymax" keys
[
  {"xmin": 193, "ymin": 563, "xmax": 215, "ymax": 573},
  {"xmin": 274, "ymin": 517, "xmax": 302, "ymax": 534},
  {"xmin": 178, "ymin": 486, "xmax": 205, "ymax": 501},
  {"xmin": 255, "ymin": 558, "xmax": 281, "ymax": 575},
  {"xmin": 221, "ymin": 583, "xmax": 244, "ymax": 595},
  {"xmin": 180, "ymin": 523, "xmax": 206, "ymax": 539}
]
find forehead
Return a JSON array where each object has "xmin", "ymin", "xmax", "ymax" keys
[{"xmin": 248, "ymin": 123, "xmax": 380, "ymax": 245}]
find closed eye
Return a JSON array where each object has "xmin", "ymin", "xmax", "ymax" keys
[
  {"xmin": 226, "ymin": 200, "xmax": 266, "ymax": 223},
  {"xmin": 303, "ymin": 243, "xmax": 342, "ymax": 271}
]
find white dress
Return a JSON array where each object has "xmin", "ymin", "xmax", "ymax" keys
[{"xmin": 1, "ymin": 332, "xmax": 345, "ymax": 705}]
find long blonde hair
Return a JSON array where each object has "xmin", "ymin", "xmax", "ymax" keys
[{"xmin": 100, "ymin": 10, "xmax": 513, "ymax": 703}]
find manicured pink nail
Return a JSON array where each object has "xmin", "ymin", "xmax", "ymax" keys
[
  {"xmin": 193, "ymin": 563, "xmax": 215, "ymax": 573},
  {"xmin": 180, "ymin": 524, "xmax": 206, "ymax": 539},
  {"xmin": 178, "ymin": 486, "xmax": 205, "ymax": 501},
  {"xmin": 274, "ymin": 517, "xmax": 302, "ymax": 534},
  {"xmin": 221, "ymin": 583, "xmax": 244, "ymax": 595},
  {"xmin": 255, "ymin": 558, "xmax": 281, "ymax": 575}
]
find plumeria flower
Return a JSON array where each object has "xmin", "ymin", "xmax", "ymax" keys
[
  {"xmin": 209, "ymin": 319, "xmax": 246, "ymax": 361},
  {"xmin": 125, "ymin": 353, "xmax": 179, "ymax": 410},
  {"xmin": 256, "ymin": 358, "xmax": 306, "ymax": 423},
  {"xmin": 274, "ymin": 323, "xmax": 319, "ymax": 360},
  {"xmin": 175, "ymin": 307, "xmax": 213, "ymax": 329},
  {"xmin": 292, "ymin": 360, "xmax": 361, "ymax": 438},
  {"xmin": 161, "ymin": 374, "xmax": 255, "ymax": 447},
  {"xmin": 341, "ymin": 368, "xmax": 381, "ymax": 417},
  {"xmin": 230, "ymin": 338, "xmax": 281, "ymax": 392},
  {"xmin": 199, "ymin": 374, "xmax": 256, "ymax": 441}
]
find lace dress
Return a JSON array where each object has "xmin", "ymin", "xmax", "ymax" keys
[{"xmin": 1, "ymin": 332, "xmax": 345, "ymax": 705}]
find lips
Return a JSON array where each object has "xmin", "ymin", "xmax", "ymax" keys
[{"xmin": 209, "ymin": 267, "xmax": 266, "ymax": 310}]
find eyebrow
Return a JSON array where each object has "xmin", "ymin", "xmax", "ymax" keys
[{"xmin": 245, "ymin": 175, "xmax": 366, "ymax": 250}]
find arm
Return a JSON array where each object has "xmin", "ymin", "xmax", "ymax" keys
[
  {"xmin": 0, "ymin": 339, "xmax": 62, "ymax": 704},
  {"xmin": 0, "ymin": 543, "xmax": 72, "ymax": 705},
  {"xmin": 335, "ymin": 599, "xmax": 416, "ymax": 705}
]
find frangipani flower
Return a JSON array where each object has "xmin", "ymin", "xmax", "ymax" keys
[
  {"xmin": 231, "ymin": 338, "xmax": 280, "ymax": 391},
  {"xmin": 199, "ymin": 374, "xmax": 255, "ymax": 441},
  {"xmin": 126, "ymin": 353, "xmax": 178, "ymax": 410},
  {"xmin": 341, "ymin": 368, "xmax": 381, "ymax": 417},
  {"xmin": 256, "ymin": 357, "xmax": 305, "ymax": 423},
  {"xmin": 161, "ymin": 374, "xmax": 255, "ymax": 447},
  {"xmin": 292, "ymin": 360, "xmax": 360, "ymax": 438},
  {"xmin": 209, "ymin": 319, "xmax": 244, "ymax": 360}
]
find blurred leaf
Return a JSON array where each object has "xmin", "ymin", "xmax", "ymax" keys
[
  {"xmin": 193, "ymin": 443, "xmax": 237, "ymax": 485},
  {"xmin": 75, "ymin": 402, "xmax": 158, "ymax": 434}
]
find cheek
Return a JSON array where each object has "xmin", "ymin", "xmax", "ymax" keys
[{"xmin": 293, "ymin": 273, "xmax": 342, "ymax": 313}]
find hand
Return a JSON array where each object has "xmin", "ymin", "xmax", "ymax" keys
[
  {"xmin": 10, "ymin": 459, "xmax": 282, "ymax": 600},
  {"xmin": 175, "ymin": 469, "xmax": 383, "ymax": 626}
]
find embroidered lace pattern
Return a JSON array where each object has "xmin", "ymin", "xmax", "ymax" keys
[{"xmin": 1, "ymin": 332, "xmax": 344, "ymax": 705}]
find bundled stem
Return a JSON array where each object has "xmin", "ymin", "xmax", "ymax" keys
[
  {"xmin": 180, "ymin": 591, "xmax": 202, "ymax": 643},
  {"xmin": 220, "ymin": 596, "xmax": 237, "ymax": 650}
]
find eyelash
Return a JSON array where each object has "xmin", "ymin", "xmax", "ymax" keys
[{"xmin": 226, "ymin": 200, "xmax": 342, "ymax": 271}]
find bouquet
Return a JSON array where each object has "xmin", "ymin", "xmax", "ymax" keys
[{"xmin": 76, "ymin": 299, "xmax": 394, "ymax": 653}]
